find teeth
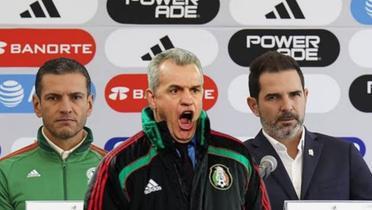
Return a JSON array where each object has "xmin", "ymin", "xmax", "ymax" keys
[{"xmin": 181, "ymin": 111, "xmax": 193, "ymax": 120}]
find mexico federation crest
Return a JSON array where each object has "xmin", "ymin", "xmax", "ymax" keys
[{"xmin": 209, "ymin": 164, "xmax": 233, "ymax": 190}]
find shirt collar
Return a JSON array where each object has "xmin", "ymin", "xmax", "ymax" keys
[{"xmin": 42, "ymin": 127, "xmax": 87, "ymax": 160}]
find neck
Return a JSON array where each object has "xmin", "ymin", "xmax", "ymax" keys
[
  {"xmin": 43, "ymin": 128, "xmax": 86, "ymax": 150},
  {"xmin": 280, "ymin": 137, "xmax": 300, "ymax": 159}
]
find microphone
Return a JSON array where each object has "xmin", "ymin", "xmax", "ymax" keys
[{"xmin": 258, "ymin": 155, "xmax": 277, "ymax": 179}]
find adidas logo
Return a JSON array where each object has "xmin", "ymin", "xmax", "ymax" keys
[
  {"xmin": 144, "ymin": 179, "xmax": 162, "ymax": 195},
  {"xmin": 265, "ymin": 0, "xmax": 305, "ymax": 19},
  {"xmin": 141, "ymin": 35, "xmax": 175, "ymax": 61},
  {"xmin": 20, "ymin": 0, "xmax": 61, "ymax": 18},
  {"xmin": 27, "ymin": 169, "xmax": 41, "ymax": 178}
]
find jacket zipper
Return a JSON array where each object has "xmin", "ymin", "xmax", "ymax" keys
[
  {"xmin": 173, "ymin": 163, "xmax": 189, "ymax": 207},
  {"xmin": 62, "ymin": 160, "xmax": 67, "ymax": 200}
]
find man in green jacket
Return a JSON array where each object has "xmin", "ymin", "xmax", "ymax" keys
[{"xmin": 0, "ymin": 57, "xmax": 106, "ymax": 210}]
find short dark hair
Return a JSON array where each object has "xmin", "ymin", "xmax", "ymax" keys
[
  {"xmin": 248, "ymin": 51, "xmax": 305, "ymax": 100},
  {"xmin": 35, "ymin": 57, "xmax": 91, "ymax": 97}
]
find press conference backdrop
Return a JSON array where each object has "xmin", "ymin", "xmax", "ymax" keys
[{"xmin": 0, "ymin": 0, "xmax": 371, "ymax": 168}]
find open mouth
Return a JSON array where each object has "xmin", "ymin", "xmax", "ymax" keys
[{"xmin": 179, "ymin": 110, "xmax": 194, "ymax": 130}]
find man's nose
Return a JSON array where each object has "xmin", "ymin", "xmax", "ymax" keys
[
  {"xmin": 180, "ymin": 90, "xmax": 193, "ymax": 106},
  {"xmin": 60, "ymin": 97, "xmax": 73, "ymax": 113},
  {"xmin": 280, "ymin": 96, "xmax": 293, "ymax": 112}
]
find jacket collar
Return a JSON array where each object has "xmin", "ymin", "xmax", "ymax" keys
[
  {"xmin": 37, "ymin": 126, "xmax": 94, "ymax": 154},
  {"xmin": 141, "ymin": 107, "xmax": 210, "ymax": 151},
  {"xmin": 249, "ymin": 128, "xmax": 323, "ymax": 199}
]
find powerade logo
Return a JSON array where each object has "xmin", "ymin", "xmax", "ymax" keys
[
  {"xmin": 341, "ymin": 137, "xmax": 366, "ymax": 157},
  {"xmin": 107, "ymin": 0, "xmax": 219, "ymax": 24},
  {"xmin": 0, "ymin": 74, "xmax": 96, "ymax": 113},
  {"xmin": 105, "ymin": 74, "xmax": 218, "ymax": 113},
  {"xmin": 228, "ymin": 29, "xmax": 340, "ymax": 67},
  {"xmin": 104, "ymin": 137, "xmax": 129, "ymax": 151},
  {"xmin": 0, "ymin": 74, "xmax": 35, "ymax": 113},
  {"xmin": 0, "ymin": 29, "xmax": 95, "ymax": 67},
  {"xmin": 349, "ymin": 75, "xmax": 372, "ymax": 112},
  {"xmin": 351, "ymin": 0, "xmax": 372, "ymax": 25}
]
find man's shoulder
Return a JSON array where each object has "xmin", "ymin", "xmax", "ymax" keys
[
  {"xmin": 101, "ymin": 131, "xmax": 151, "ymax": 164},
  {"xmin": 308, "ymin": 131, "xmax": 349, "ymax": 146},
  {"xmin": 0, "ymin": 142, "xmax": 39, "ymax": 171},
  {"xmin": 208, "ymin": 130, "xmax": 254, "ymax": 172},
  {"xmin": 209, "ymin": 129, "xmax": 246, "ymax": 147},
  {"xmin": 89, "ymin": 144, "xmax": 107, "ymax": 158},
  {"xmin": 208, "ymin": 130, "xmax": 251, "ymax": 157}
]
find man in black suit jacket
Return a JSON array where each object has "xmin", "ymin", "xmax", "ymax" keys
[{"xmin": 244, "ymin": 51, "xmax": 372, "ymax": 210}]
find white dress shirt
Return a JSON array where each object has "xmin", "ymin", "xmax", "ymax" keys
[{"xmin": 262, "ymin": 127, "xmax": 305, "ymax": 198}]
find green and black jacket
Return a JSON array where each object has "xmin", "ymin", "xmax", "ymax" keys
[
  {"xmin": 0, "ymin": 127, "xmax": 106, "ymax": 210},
  {"xmin": 85, "ymin": 108, "xmax": 271, "ymax": 210}
]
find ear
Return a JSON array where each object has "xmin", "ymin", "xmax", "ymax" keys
[
  {"xmin": 145, "ymin": 88, "xmax": 156, "ymax": 110},
  {"xmin": 304, "ymin": 88, "xmax": 309, "ymax": 103},
  {"xmin": 86, "ymin": 94, "xmax": 93, "ymax": 116},
  {"xmin": 247, "ymin": 96, "xmax": 260, "ymax": 117},
  {"xmin": 32, "ymin": 95, "xmax": 42, "ymax": 118}
]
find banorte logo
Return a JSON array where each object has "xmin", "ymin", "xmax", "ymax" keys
[
  {"xmin": 228, "ymin": 29, "xmax": 340, "ymax": 67},
  {"xmin": 107, "ymin": 0, "xmax": 219, "ymax": 24},
  {"xmin": 0, "ymin": 29, "xmax": 95, "ymax": 67},
  {"xmin": 105, "ymin": 74, "xmax": 218, "ymax": 113}
]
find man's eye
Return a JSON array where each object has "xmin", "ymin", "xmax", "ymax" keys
[
  {"xmin": 46, "ymin": 96, "xmax": 57, "ymax": 101},
  {"xmin": 169, "ymin": 89, "xmax": 178, "ymax": 94},
  {"xmin": 192, "ymin": 88, "xmax": 201, "ymax": 93},
  {"xmin": 73, "ymin": 95, "xmax": 83, "ymax": 100},
  {"xmin": 267, "ymin": 95, "xmax": 277, "ymax": 101}
]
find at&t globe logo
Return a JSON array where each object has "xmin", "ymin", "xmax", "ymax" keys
[
  {"xmin": 0, "ymin": 80, "xmax": 24, "ymax": 107},
  {"xmin": 0, "ymin": 74, "xmax": 34, "ymax": 113},
  {"xmin": 351, "ymin": 0, "xmax": 372, "ymax": 24}
]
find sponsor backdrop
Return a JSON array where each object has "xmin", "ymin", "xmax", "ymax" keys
[{"xmin": 0, "ymin": 0, "xmax": 371, "ymax": 169}]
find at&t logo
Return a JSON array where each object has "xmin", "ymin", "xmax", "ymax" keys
[
  {"xmin": 0, "ymin": 80, "xmax": 25, "ymax": 108},
  {"xmin": 351, "ymin": 0, "xmax": 372, "ymax": 24},
  {"xmin": 0, "ymin": 75, "xmax": 35, "ymax": 113},
  {"xmin": 105, "ymin": 74, "xmax": 218, "ymax": 112}
]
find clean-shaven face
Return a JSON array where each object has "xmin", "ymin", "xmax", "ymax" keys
[{"xmin": 147, "ymin": 60, "xmax": 203, "ymax": 143}]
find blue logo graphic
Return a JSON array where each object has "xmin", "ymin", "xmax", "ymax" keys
[
  {"xmin": 351, "ymin": 0, "xmax": 372, "ymax": 24},
  {"xmin": 0, "ymin": 145, "xmax": 2, "ymax": 157},
  {"xmin": 0, "ymin": 74, "xmax": 96, "ymax": 113},
  {"xmin": 104, "ymin": 137, "xmax": 129, "ymax": 151},
  {"xmin": 341, "ymin": 137, "xmax": 366, "ymax": 156},
  {"xmin": 0, "ymin": 75, "xmax": 35, "ymax": 113}
]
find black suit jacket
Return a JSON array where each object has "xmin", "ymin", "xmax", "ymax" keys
[{"xmin": 244, "ymin": 129, "xmax": 372, "ymax": 210}]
